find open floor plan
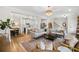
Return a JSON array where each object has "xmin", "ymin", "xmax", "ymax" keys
[{"xmin": 0, "ymin": 6, "xmax": 79, "ymax": 52}]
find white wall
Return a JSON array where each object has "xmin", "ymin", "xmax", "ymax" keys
[
  {"xmin": 0, "ymin": 7, "xmax": 41, "ymax": 33},
  {"xmin": 0, "ymin": 7, "xmax": 11, "ymax": 20},
  {"xmin": 0, "ymin": 7, "xmax": 77, "ymax": 34},
  {"xmin": 53, "ymin": 13, "xmax": 77, "ymax": 34},
  {"xmin": 44, "ymin": 13, "xmax": 77, "ymax": 34},
  {"xmin": 52, "ymin": 17, "xmax": 67, "ymax": 31},
  {"xmin": 67, "ymin": 13, "xmax": 77, "ymax": 34},
  {"xmin": 0, "ymin": 7, "xmax": 11, "ymax": 34}
]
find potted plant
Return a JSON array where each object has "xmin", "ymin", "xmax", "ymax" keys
[{"xmin": 0, "ymin": 19, "xmax": 11, "ymax": 30}]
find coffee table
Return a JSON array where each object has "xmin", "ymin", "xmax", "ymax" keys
[{"xmin": 34, "ymin": 33, "xmax": 64, "ymax": 41}]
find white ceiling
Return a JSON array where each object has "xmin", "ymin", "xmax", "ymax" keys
[{"xmin": 11, "ymin": 6, "xmax": 79, "ymax": 18}]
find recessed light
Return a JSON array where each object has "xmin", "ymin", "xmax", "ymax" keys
[{"xmin": 68, "ymin": 9, "xmax": 71, "ymax": 12}]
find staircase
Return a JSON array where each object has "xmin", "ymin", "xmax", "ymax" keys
[{"xmin": 76, "ymin": 16, "xmax": 79, "ymax": 39}]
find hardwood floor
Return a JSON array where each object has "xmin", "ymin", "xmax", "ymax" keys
[{"xmin": 0, "ymin": 34, "xmax": 32, "ymax": 52}]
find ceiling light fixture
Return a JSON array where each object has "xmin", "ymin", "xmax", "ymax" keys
[{"xmin": 45, "ymin": 6, "xmax": 52, "ymax": 16}]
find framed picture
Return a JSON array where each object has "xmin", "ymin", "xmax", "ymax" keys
[{"xmin": 40, "ymin": 23, "xmax": 46, "ymax": 29}]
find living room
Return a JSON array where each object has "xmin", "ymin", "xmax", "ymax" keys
[{"xmin": 0, "ymin": 6, "xmax": 79, "ymax": 52}]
